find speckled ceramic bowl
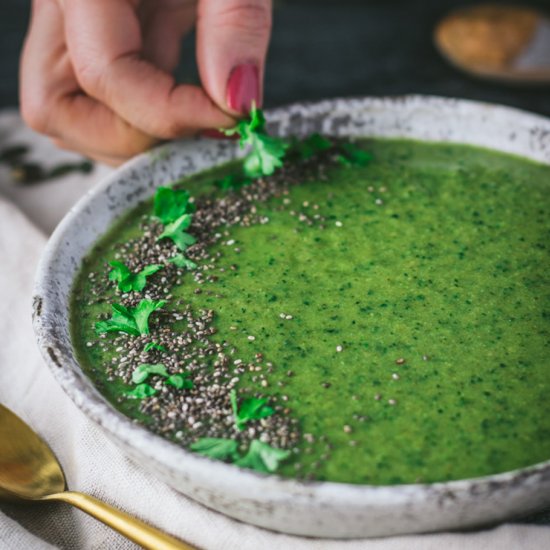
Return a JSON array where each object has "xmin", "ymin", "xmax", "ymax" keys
[{"xmin": 33, "ymin": 96, "xmax": 550, "ymax": 538}]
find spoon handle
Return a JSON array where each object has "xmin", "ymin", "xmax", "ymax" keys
[{"xmin": 43, "ymin": 491, "xmax": 195, "ymax": 550}]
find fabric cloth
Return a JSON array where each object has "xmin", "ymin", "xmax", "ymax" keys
[{"xmin": 0, "ymin": 111, "xmax": 549, "ymax": 550}]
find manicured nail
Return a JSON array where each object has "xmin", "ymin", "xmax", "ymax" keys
[{"xmin": 226, "ymin": 63, "xmax": 260, "ymax": 114}]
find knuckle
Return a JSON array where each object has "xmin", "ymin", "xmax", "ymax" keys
[
  {"xmin": 73, "ymin": 59, "xmax": 103, "ymax": 94},
  {"xmin": 115, "ymin": 123, "xmax": 158, "ymax": 156},
  {"xmin": 155, "ymin": 120, "xmax": 185, "ymax": 140},
  {"xmin": 72, "ymin": 51, "xmax": 113, "ymax": 97}
]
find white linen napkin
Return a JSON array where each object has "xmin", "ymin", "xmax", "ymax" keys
[{"xmin": 0, "ymin": 111, "xmax": 549, "ymax": 549}]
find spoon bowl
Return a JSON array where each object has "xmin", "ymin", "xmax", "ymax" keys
[
  {"xmin": 0, "ymin": 404, "xmax": 193, "ymax": 549},
  {"xmin": 0, "ymin": 404, "xmax": 66, "ymax": 500}
]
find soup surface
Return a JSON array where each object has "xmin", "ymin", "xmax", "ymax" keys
[{"xmin": 71, "ymin": 139, "xmax": 550, "ymax": 484}]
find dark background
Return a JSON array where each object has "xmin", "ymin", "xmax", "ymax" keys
[{"xmin": 1, "ymin": 0, "xmax": 550, "ymax": 115}]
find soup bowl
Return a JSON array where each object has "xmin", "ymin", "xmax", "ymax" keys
[{"xmin": 32, "ymin": 96, "xmax": 550, "ymax": 538}]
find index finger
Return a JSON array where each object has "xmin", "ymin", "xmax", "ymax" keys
[{"xmin": 62, "ymin": 0, "xmax": 235, "ymax": 138}]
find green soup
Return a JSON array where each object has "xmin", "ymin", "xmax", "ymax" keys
[{"xmin": 71, "ymin": 139, "xmax": 550, "ymax": 484}]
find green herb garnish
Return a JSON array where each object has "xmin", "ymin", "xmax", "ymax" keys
[
  {"xmin": 190, "ymin": 438, "xmax": 240, "ymax": 461},
  {"xmin": 168, "ymin": 254, "xmax": 197, "ymax": 270},
  {"xmin": 143, "ymin": 342, "xmax": 167, "ymax": 352},
  {"xmin": 157, "ymin": 214, "xmax": 196, "ymax": 252},
  {"xmin": 95, "ymin": 300, "xmax": 166, "ymax": 336},
  {"xmin": 131, "ymin": 363, "xmax": 169, "ymax": 384},
  {"xmin": 131, "ymin": 363, "xmax": 193, "ymax": 391},
  {"xmin": 230, "ymin": 389, "xmax": 274, "ymax": 431},
  {"xmin": 190, "ymin": 437, "xmax": 289, "ymax": 473},
  {"xmin": 127, "ymin": 383, "xmax": 157, "ymax": 399},
  {"xmin": 292, "ymin": 133, "xmax": 332, "ymax": 160},
  {"xmin": 235, "ymin": 440, "xmax": 290, "ymax": 473},
  {"xmin": 154, "ymin": 187, "xmax": 193, "ymax": 224},
  {"xmin": 336, "ymin": 142, "xmax": 372, "ymax": 167},
  {"xmin": 109, "ymin": 261, "xmax": 162, "ymax": 293},
  {"xmin": 222, "ymin": 105, "xmax": 289, "ymax": 179},
  {"xmin": 166, "ymin": 373, "xmax": 194, "ymax": 390}
]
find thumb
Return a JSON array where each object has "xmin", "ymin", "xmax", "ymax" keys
[{"xmin": 196, "ymin": 0, "xmax": 272, "ymax": 116}]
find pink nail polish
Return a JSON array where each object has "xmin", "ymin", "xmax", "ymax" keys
[{"xmin": 226, "ymin": 63, "xmax": 260, "ymax": 114}]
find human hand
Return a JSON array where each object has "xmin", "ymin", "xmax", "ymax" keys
[{"xmin": 20, "ymin": 0, "xmax": 272, "ymax": 165}]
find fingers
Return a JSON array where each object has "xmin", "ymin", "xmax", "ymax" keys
[
  {"xmin": 139, "ymin": 0, "xmax": 196, "ymax": 73},
  {"xmin": 20, "ymin": 0, "xmax": 66, "ymax": 137},
  {"xmin": 20, "ymin": 0, "xmax": 160, "ymax": 159},
  {"xmin": 52, "ymin": 138, "xmax": 129, "ymax": 167},
  {"xmin": 50, "ymin": 92, "xmax": 161, "ymax": 158},
  {"xmin": 196, "ymin": 0, "xmax": 272, "ymax": 115},
  {"xmin": 63, "ymin": 0, "xmax": 235, "ymax": 139}
]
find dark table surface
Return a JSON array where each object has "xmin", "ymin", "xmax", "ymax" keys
[{"xmin": 1, "ymin": 0, "xmax": 549, "ymax": 116}]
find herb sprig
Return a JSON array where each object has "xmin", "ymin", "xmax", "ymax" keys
[
  {"xmin": 230, "ymin": 389, "xmax": 274, "ymax": 431},
  {"xmin": 127, "ymin": 363, "xmax": 193, "ymax": 399},
  {"xmin": 154, "ymin": 187, "xmax": 194, "ymax": 224},
  {"xmin": 152, "ymin": 187, "xmax": 198, "ymax": 267},
  {"xmin": 109, "ymin": 261, "xmax": 162, "ymax": 293},
  {"xmin": 127, "ymin": 383, "xmax": 157, "ymax": 399},
  {"xmin": 221, "ymin": 105, "xmax": 289, "ymax": 179},
  {"xmin": 157, "ymin": 213, "xmax": 196, "ymax": 251},
  {"xmin": 190, "ymin": 438, "xmax": 240, "ymax": 461},
  {"xmin": 132, "ymin": 363, "xmax": 168, "ymax": 384},
  {"xmin": 95, "ymin": 300, "xmax": 166, "ymax": 336},
  {"xmin": 191, "ymin": 437, "xmax": 289, "ymax": 473},
  {"xmin": 168, "ymin": 254, "xmax": 197, "ymax": 270},
  {"xmin": 235, "ymin": 440, "xmax": 290, "ymax": 473}
]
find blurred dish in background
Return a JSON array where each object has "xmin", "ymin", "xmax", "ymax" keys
[{"xmin": 435, "ymin": 4, "xmax": 550, "ymax": 85}]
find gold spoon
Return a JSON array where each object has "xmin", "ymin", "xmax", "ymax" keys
[
  {"xmin": 434, "ymin": 4, "xmax": 550, "ymax": 85},
  {"xmin": 0, "ymin": 403, "xmax": 194, "ymax": 550}
]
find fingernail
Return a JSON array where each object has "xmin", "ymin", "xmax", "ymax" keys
[{"xmin": 226, "ymin": 63, "xmax": 260, "ymax": 114}]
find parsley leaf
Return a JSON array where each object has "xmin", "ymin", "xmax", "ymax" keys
[
  {"xmin": 190, "ymin": 438, "xmax": 240, "ymax": 461},
  {"xmin": 95, "ymin": 300, "xmax": 166, "ymax": 336},
  {"xmin": 154, "ymin": 187, "xmax": 193, "ymax": 224},
  {"xmin": 243, "ymin": 134, "xmax": 288, "ymax": 178},
  {"xmin": 143, "ymin": 342, "xmax": 167, "ymax": 352},
  {"xmin": 131, "ymin": 363, "xmax": 168, "ymax": 384},
  {"xmin": 221, "ymin": 105, "xmax": 288, "ymax": 179},
  {"xmin": 95, "ymin": 304, "xmax": 140, "ymax": 336},
  {"xmin": 235, "ymin": 440, "xmax": 290, "ymax": 473},
  {"xmin": 133, "ymin": 300, "xmax": 166, "ymax": 334},
  {"xmin": 109, "ymin": 261, "xmax": 162, "ymax": 293},
  {"xmin": 131, "ymin": 363, "xmax": 193, "ymax": 390},
  {"xmin": 292, "ymin": 133, "xmax": 332, "ymax": 160},
  {"xmin": 166, "ymin": 373, "xmax": 194, "ymax": 389},
  {"xmin": 337, "ymin": 142, "xmax": 372, "ymax": 167},
  {"xmin": 168, "ymin": 254, "xmax": 197, "ymax": 270},
  {"xmin": 230, "ymin": 389, "xmax": 274, "ymax": 431},
  {"xmin": 157, "ymin": 214, "xmax": 196, "ymax": 251},
  {"xmin": 127, "ymin": 383, "xmax": 157, "ymax": 399}
]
